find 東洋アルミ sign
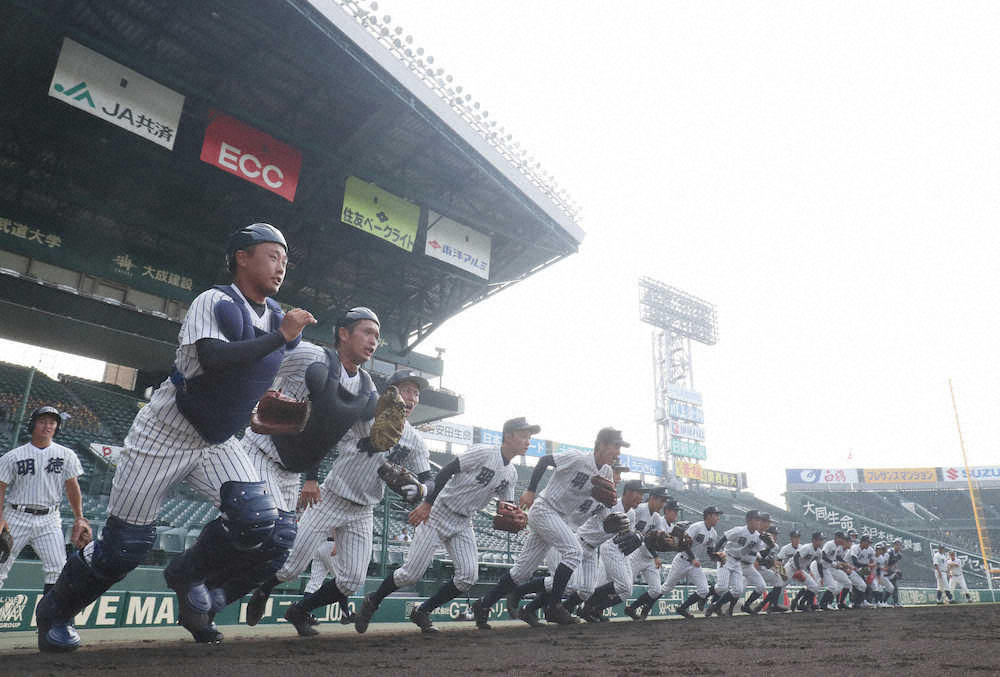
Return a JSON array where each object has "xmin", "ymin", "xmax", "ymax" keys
[
  {"xmin": 200, "ymin": 110, "xmax": 302, "ymax": 202},
  {"xmin": 48, "ymin": 38, "xmax": 185, "ymax": 150},
  {"xmin": 341, "ymin": 177, "xmax": 420, "ymax": 252},
  {"xmin": 425, "ymin": 211, "xmax": 491, "ymax": 279}
]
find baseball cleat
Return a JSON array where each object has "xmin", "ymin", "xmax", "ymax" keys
[
  {"xmin": 519, "ymin": 607, "xmax": 546, "ymax": 627},
  {"xmin": 639, "ymin": 604, "xmax": 652, "ymax": 621},
  {"xmin": 543, "ymin": 603, "xmax": 577, "ymax": 625},
  {"xmin": 245, "ymin": 587, "xmax": 269, "ymax": 627},
  {"xmin": 354, "ymin": 593, "xmax": 378, "ymax": 634},
  {"xmin": 37, "ymin": 623, "xmax": 81, "ymax": 653},
  {"xmin": 285, "ymin": 603, "xmax": 319, "ymax": 637},
  {"xmin": 625, "ymin": 604, "xmax": 642, "ymax": 621},
  {"xmin": 676, "ymin": 608, "xmax": 694, "ymax": 620},
  {"xmin": 506, "ymin": 592, "xmax": 522, "ymax": 620},
  {"xmin": 740, "ymin": 602, "xmax": 759, "ymax": 616},
  {"xmin": 471, "ymin": 600, "xmax": 492, "ymax": 630},
  {"xmin": 410, "ymin": 608, "xmax": 439, "ymax": 634}
]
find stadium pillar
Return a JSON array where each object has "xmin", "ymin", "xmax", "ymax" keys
[{"xmin": 11, "ymin": 366, "xmax": 35, "ymax": 441}]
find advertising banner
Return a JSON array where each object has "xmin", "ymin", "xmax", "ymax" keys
[
  {"xmin": 417, "ymin": 421, "xmax": 473, "ymax": 445},
  {"xmin": 668, "ymin": 399, "xmax": 704, "ymax": 423},
  {"xmin": 200, "ymin": 110, "xmax": 303, "ymax": 202},
  {"xmin": 618, "ymin": 453, "xmax": 662, "ymax": 477},
  {"xmin": 670, "ymin": 437, "xmax": 706, "ymax": 460},
  {"xmin": 670, "ymin": 420, "xmax": 705, "ymax": 441},
  {"xmin": 342, "ymin": 176, "xmax": 420, "ymax": 252},
  {"xmin": 48, "ymin": 38, "xmax": 184, "ymax": 149},
  {"xmin": 941, "ymin": 466, "xmax": 1000, "ymax": 483},
  {"xmin": 862, "ymin": 467, "xmax": 937, "ymax": 484},
  {"xmin": 785, "ymin": 468, "xmax": 859, "ymax": 485},
  {"xmin": 425, "ymin": 211, "xmax": 491, "ymax": 279},
  {"xmin": 88, "ymin": 442, "xmax": 123, "ymax": 467},
  {"xmin": 666, "ymin": 385, "xmax": 702, "ymax": 405},
  {"xmin": 676, "ymin": 460, "xmax": 741, "ymax": 488}
]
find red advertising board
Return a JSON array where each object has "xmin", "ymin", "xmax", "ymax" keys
[{"xmin": 200, "ymin": 110, "xmax": 302, "ymax": 202}]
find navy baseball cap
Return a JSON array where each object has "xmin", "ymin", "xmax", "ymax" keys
[
  {"xmin": 758, "ymin": 512, "xmax": 772, "ymax": 522},
  {"xmin": 834, "ymin": 531, "xmax": 847, "ymax": 540},
  {"xmin": 622, "ymin": 480, "xmax": 645, "ymax": 494},
  {"xmin": 766, "ymin": 525, "xmax": 778, "ymax": 535},
  {"xmin": 387, "ymin": 368, "xmax": 429, "ymax": 390},
  {"xmin": 502, "ymin": 417, "xmax": 541, "ymax": 435},
  {"xmin": 648, "ymin": 486, "xmax": 671, "ymax": 499},
  {"xmin": 663, "ymin": 498, "xmax": 681, "ymax": 511},
  {"xmin": 745, "ymin": 510, "xmax": 760, "ymax": 521},
  {"xmin": 789, "ymin": 530, "xmax": 801, "ymax": 538},
  {"xmin": 702, "ymin": 506, "xmax": 723, "ymax": 517},
  {"xmin": 595, "ymin": 427, "xmax": 630, "ymax": 448},
  {"xmin": 812, "ymin": 531, "xmax": 825, "ymax": 540}
]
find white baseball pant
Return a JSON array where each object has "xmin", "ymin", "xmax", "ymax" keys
[
  {"xmin": 0, "ymin": 507, "xmax": 65, "ymax": 586},
  {"xmin": 716, "ymin": 559, "xmax": 745, "ymax": 597},
  {"xmin": 509, "ymin": 503, "xmax": 581, "ymax": 586},
  {"xmin": 305, "ymin": 540, "xmax": 336, "ymax": 594},
  {"xmin": 629, "ymin": 551, "xmax": 662, "ymax": 598},
  {"xmin": 662, "ymin": 553, "xmax": 711, "ymax": 598},
  {"xmin": 392, "ymin": 505, "xmax": 478, "ymax": 592},
  {"xmin": 784, "ymin": 562, "xmax": 820, "ymax": 594},
  {"xmin": 949, "ymin": 574, "xmax": 970, "ymax": 598},
  {"xmin": 741, "ymin": 562, "xmax": 768, "ymax": 595}
]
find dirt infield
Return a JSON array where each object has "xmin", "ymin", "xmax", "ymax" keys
[{"xmin": 3, "ymin": 603, "xmax": 998, "ymax": 676}]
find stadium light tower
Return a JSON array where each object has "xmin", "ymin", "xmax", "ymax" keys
[{"xmin": 638, "ymin": 276, "xmax": 718, "ymax": 475}]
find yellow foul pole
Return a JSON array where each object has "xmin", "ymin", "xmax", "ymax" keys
[{"xmin": 948, "ymin": 379, "xmax": 993, "ymax": 592}]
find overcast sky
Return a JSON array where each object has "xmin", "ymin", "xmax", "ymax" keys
[
  {"xmin": 376, "ymin": 0, "xmax": 1000, "ymax": 506},
  {"xmin": 5, "ymin": 2, "xmax": 998, "ymax": 509}
]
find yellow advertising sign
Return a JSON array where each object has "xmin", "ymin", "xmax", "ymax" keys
[
  {"xmin": 341, "ymin": 176, "xmax": 420, "ymax": 252},
  {"xmin": 675, "ymin": 459, "xmax": 703, "ymax": 480},
  {"xmin": 862, "ymin": 467, "xmax": 937, "ymax": 484}
]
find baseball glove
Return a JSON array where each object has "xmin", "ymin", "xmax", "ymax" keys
[
  {"xmin": 249, "ymin": 390, "xmax": 311, "ymax": 435},
  {"xmin": 492, "ymin": 501, "xmax": 528, "ymax": 533},
  {"xmin": 614, "ymin": 529, "xmax": 642, "ymax": 556},
  {"xmin": 643, "ymin": 529, "xmax": 675, "ymax": 554},
  {"xmin": 792, "ymin": 570, "xmax": 807, "ymax": 582},
  {"xmin": 368, "ymin": 386, "xmax": 407, "ymax": 452},
  {"xmin": 668, "ymin": 523, "xmax": 693, "ymax": 550},
  {"xmin": 377, "ymin": 462, "xmax": 424, "ymax": 503},
  {"xmin": 0, "ymin": 525, "xmax": 12, "ymax": 564},
  {"xmin": 603, "ymin": 512, "xmax": 631, "ymax": 534},
  {"xmin": 760, "ymin": 533, "xmax": 775, "ymax": 548},
  {"xmin": 709, "ymin": 550, "xmax": 726, "ymax": 564},
  {"xmin": 590, "ymin": 476, "xmax": 617, "ymax": 508},
  {"xmin": 859, "ymin": 565, "xmax": 871, "ymax": 578}
]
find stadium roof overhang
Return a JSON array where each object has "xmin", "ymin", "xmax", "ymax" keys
[{"xmin": 0, "ymin": 0, "xmax": 584, "ymax": 375}]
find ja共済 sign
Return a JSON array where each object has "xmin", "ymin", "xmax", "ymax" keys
[{"xmin": 48, "ymin": 38, "xmax": 184, "ymax": 149}]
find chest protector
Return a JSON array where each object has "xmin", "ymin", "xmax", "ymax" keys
[
  {"xmin": 173, "ymin": 285, "xmax": 295, "ymax": 444},
  {"xmin": 272, "ymin": 348, "xmax": 377, "ymax": 472}
]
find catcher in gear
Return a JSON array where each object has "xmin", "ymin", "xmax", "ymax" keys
[{"xmin": 354, "ymin": 417, "xmax": 534, "ymax": 635}]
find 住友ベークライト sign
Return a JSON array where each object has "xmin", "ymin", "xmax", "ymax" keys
[{"xmin": 341, "ymin": 176, "xmax": 420, "ymax": 252}]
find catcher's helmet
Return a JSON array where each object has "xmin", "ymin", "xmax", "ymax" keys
[
  {"xmin": 336, "ymin": 306, "xmax": 380, "ymax": 330},
  {"xmin": 28, "ymin": 406, "xmax": 63, "ymax": 435},
  {"xmin": 225, "ymin": 223, "xmax": 287, "ymax": 271}
]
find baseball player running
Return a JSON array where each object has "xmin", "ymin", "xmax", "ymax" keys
[
  {"xmin": 622, "ymin": 488, "xmax": 671, "ymax": 620},
  {"xmin": 787, "ymin": 531, "xmax": 824, "ymax": 611},
  {"xmin": 946, "ymin": 550, "xmax": 973, "ymax": 603},
  {"xmin": 872, "ymin": 542, "xmax": 894, "ymax": 608},
  {"xmin": 706, "ymin": 510, "xmax": 764, "ymax": 617},
  {"xmin": 231, "ymin": 329, "xmax": 409, "ymax": 621},
  {"xmin": 847, "ymin": 534, "xmax": 876, "ymax": 608},
  {"xmin": 246, "ymin": 367, "xmax": 431, "ymax": 636},
  {"xmin": 354, "ymin": 417, "xmax": 532, "ymax": 634},
  {"xmin": 751, "ymin": 522, "xmax": 787, "ymax": 613},
  {"xmin": 817, "ymin": 531, "xmax": 853, "ymax": 610},
  {"xmin": 766, "ymin": 529, "xmax": 800, "ymax": 612},
  {"xmin": 471, "ymin": 427, "xmax": 627, "ymax": 629},
  {"xmin": 0, "ymin": 407, "xmax": 91, "ymax": 590},
  {"xmin": 933, "ymin": 544, "xmax": 954, "ymax": 604},
  {"xmin": 736, "ymin": 512, "xmax": 773, "ymax": 615},
  {"xmin": 35, "ymin": 223, "xmax": 315, "ymax": 652},
  {"xmin": 669, "ymin": 506, "xmax": 724, "ymax": 619},
  {"xmin": 568, "ymin": 479, "xmax": 646, "ymax": 623}
]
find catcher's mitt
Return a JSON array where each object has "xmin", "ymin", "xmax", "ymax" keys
[
  {"xmin": 792, "ymin": 570, "xmax": 807, "ymax": 582},
  {"xmin": 377, "ymin": 462, "xmax": 424, "ymax": 503},
  {"xmin": 590, "ymin": 476, "xmax": 617, "ymax": 508},
  {"xmin": 603, "ymin": 512, "xmax": 631, "ymax": 534},
  {"xmin": 492, "ymin": 501, "xmax": 528, "ymax": 533},
  {"xmin": 643, "ymin": 529, "xmax": 675, "ymax": 554},
  {"xmin": 614, "ymin": 529, "xmax": 642, "ymax": 555},
  {"xmin": 760, "ymin": 533, "xmax": 775, "ymax": 548},
  {"xmin": 368, "ymin": 386, "xmax": 406, "ymax": 452},
  {"xmin": 249, "ymin": 390, "xmax": 311, "ymax": 435}
]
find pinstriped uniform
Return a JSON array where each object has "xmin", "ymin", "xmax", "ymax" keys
[
  {"xmin": 873, "ymin": 550, "xmax": 894, "ymax": 594},
  {"xmin": 106, "ymin": 286, "xmax": 268, "ymax": 525},
  {"xmin": 274, "ymin": 420, "xmax": 429, "ymax": 595},
  {"xmin": 756, "ymin": 539, "xmax": 783, "ymax": 588},
  {"xmin": 392, "ymin": 444, "xmax": 516, "ymax": 591},
  {"xmin": 820, "ymin": 540, "xmax": 849, "ymax": 593},
  {"xmin": 662, "ymin": 520, "xmax": 717, "ymax": 598},
  {"xmin": 509, "ymin": 450, "xmax": 610, "ymax": 585},
  {"xmin": 717, "ymin": 525, "xmax": 761, "ymax": 597},
  {"xmin": 241, "ymin": 341, "xmax": 351, "ymax": 512},
  {"xmin": 0, "ymin": 442, "xmax": 83, "ymax": 586},
  {"xmin": 627, "ymin": 503, "xmax": 667, "ymax": 598},
  {"xmin": 786, "ymin": 542, "xmax": 822, "ymax": 593},
  {"xmin": 566, "ymin": 498, "xmax": 629, "ymax": 600},
  {"xmin": 846, "ymin": 543, "xmax": 874, "ymax": 591},
  {"xmin": 305, "ymin": 539, "xmax": 336, "ymax": 594},
  {"xmin": 771, "ymin": 542, "xmax": 797, "ymax": 595}
]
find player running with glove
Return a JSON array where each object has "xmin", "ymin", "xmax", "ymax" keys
[{"xmin": 354, "ymin": 417, "xmax": 532, "ymax": 634}]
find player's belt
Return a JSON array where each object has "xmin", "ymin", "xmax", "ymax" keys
[{"xmin": 10, "ymin": 503, "xmax": 51, "ymax": 515}]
